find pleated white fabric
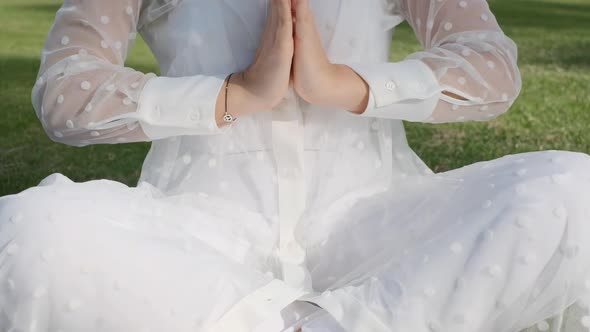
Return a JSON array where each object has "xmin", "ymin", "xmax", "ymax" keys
[{"xmin": 1, "ymin": 0, "xmax": 589, "ymax": 331}]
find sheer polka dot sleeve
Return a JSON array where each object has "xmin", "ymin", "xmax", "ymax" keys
[
  {"xmin": 346, "ymin": 0, "xmax": 522, "ymax": 123},
  {"xmin": 31, "ymin": 0, "xmax": 231, "ymax": 147}
]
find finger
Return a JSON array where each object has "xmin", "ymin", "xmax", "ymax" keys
[
  {"xmin": 276, "ymin": 0, "xmax": 293, "ymax": 36},
  {"xmin": 295, "ymin": 0, "xmax": 310, "ymax": 21},
  {"xmin": 263, "ymin": 0, "xmax": 279, "ymax": 52},
  {"xmin": 294, "ymin": 0, "xmax": 314, "ymax": 38},
  {"xmin": 254, "ymin": 0, "xmax": 275, "ymax": 59}
]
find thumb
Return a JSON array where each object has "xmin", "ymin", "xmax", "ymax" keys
[
  {"xmin": 294, "ymin": 0, "xmax": 311, "ymax": 22},
  {"xmin": 294, "ymin": 0, "xmax": 315, "ymax": 38}
]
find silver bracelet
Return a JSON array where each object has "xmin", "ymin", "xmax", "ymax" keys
[{"xmin": 223, "ymin": 73, "xmax": 237, "ymax": 123}]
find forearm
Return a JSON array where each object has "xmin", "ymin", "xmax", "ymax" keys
[
  {"xmin": 304, "ymin": 64, "xmax": 371, "ymax": 115},
  {"xmin": 318, "ymin": 64, "xmax": 468, "ymax": 116}
]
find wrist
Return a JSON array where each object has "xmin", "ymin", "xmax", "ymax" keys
[
  {"xmin": 313, "ymin": 64, "xmax": 370, "ymax": 114},
  {"xmin": 295, "ymin": 62, "xmax": 339, "ymax": 106},
  {"xmin": 332, "ymin": 64, "xmax": 369, "ymax": 114},
  {"xmin": 238, "ymin": 69, "xmax": 283, "ymax": 111},
  {"xmin": 215, "ymin": 71, "xmax": 271, "ymax": 127}
]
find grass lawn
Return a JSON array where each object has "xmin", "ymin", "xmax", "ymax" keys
[{"xmin": 1, "ymin": 0, "xmax": 589, "ymax": 196}]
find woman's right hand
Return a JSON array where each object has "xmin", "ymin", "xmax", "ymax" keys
[{"xmin": 216, "ymin": 0, "xmax": 294, "ymax": 126}]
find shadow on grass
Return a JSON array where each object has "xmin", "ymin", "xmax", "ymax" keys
[
  {"xmin": 518, "ymin": 40, "xmax": 590, "ymax": 69},
  {"xmin": 492, "ymin": 0, "xmax": 590, "ymax": 68},
  {"xmin": 491, "ymin": 0, "xmax": 590, "ymax": 30},
  {"xmin": 5, "ymin": 3, "xmax": 61, "ymax": 14}
]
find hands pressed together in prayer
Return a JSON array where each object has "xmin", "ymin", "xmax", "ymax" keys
[{"xmin": 215, "ymin": 0, "xmax": 371, "ymax": 126}]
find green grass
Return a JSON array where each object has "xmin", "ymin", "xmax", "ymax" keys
[{"xmin": 1, "ymin": 0, "xmax": 589, "ymax": 196}]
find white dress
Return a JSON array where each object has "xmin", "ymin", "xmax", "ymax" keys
[{"xmin": 2, "ymin": 0, "xmax": 590, "ymax": 331}]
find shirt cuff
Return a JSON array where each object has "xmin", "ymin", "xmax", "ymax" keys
[
  {"xmin": 345, "ymin": 59, "xmax": 443, "ymax": 122},
  {"xmin": 136, "ymin": 73, "xmax": 232, "ymax": 140}
]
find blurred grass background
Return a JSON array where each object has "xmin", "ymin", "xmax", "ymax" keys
[{"xmin": 1, "ymin": 0, "xmax": 589, "ymax": 195}]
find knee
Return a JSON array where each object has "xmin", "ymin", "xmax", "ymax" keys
[
  {"xmin": 536, "ymin": 150, "xmax": 590, "ymax": 203},
  {"xmin": 495, "ymin": 150, "xmax": 590, "ymax": 198},
  {"xmin": 510, "ymin": 151, "xmax": 590, "ymax": 255},
  {"xmin": 0, "ymin": 183, "xmax": 104, "ymax": 276},
  {"xmin": 0, "ymin": 190, "xmax": 61, "ymax": 302},
  {"xmin": 543, "ymin": 150, "xmax": 590, "ymax": 180},
  {"xmin": 0, "ymin": 188, "xmax": 68, "ymax": 263}
]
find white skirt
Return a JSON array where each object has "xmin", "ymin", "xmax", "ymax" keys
[{"xmin": 1, "ymin": 149, "xmax": 590, "ymax": 332}]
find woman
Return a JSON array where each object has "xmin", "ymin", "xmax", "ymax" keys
[{"xmin": 1, "ymin": 0, "xmax": 590, "ymax": 331}]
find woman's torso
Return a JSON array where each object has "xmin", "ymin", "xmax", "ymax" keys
[{"xmin": 135, "ymin": 0, "xmax": 434, "ymax": 219}]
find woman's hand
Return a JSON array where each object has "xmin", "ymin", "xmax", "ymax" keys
[
  {"xmin": 215, "ymin": 0, "xmax": 294, "ymax": 126},
  {"xmin": 291, "ymin": 0, "xmax": 370, "ymax": 114}
]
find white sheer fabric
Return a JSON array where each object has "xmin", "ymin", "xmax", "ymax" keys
[
  {"xmin": 348, "ymin": 0, "xmax": 521, "ymax": 123},
  {"xmin": 31, "ymin": 0, "xmax": 230, "ymax": 146},
  {"xmin": 1, "ymin": 0, "xmax": 589, "ymax": 331}
]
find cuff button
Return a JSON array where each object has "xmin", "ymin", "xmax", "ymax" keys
[
  {"xmin": 189, "ymin": 109, "xmax": 201, "ymax": 121},
  {"xmin": 386, "ymin": 80, "xmax": 397, "ymax": 91}
]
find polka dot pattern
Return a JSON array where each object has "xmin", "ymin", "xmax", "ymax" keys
[
  {"xmin": 380, "ymin": 0, "xmax": 521, "ymax": 124},
  {"xmin": 23, "ymin": 1, "xmax": 584, "ymax": 329},
  {"xmin": 80, "ymin": 81, "xmax": 91, "ymax": 90}
]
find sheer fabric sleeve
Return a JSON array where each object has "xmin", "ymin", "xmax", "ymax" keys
[
  {"xmin": 346, "ymin": 0, "xmax": 522, "ymax": 123},
  {"xmin": 31, "ymin": 0, "xmax": 232, "ymax": 147}
]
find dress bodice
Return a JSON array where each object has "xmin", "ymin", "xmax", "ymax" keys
[
  {"xmin": 135, "ymin": 0, "xmax": 433, "ymax": 219},
  {"xmin": 30, "ymin": 0, "xmax": 521, "ymax": 287}
]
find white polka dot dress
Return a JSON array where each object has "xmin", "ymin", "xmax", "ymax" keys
[{"xmin": 7, "ymin": 0, "xmax": 589, "ymax": 331}]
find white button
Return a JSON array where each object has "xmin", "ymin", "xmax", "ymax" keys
[
  {"xmin": 279, "ymin": 241, "xmax": 306, "ymax": 265},
  {"xmin": 189, "ymin": 108, "xmax": 200, "ymax": 121},
  {"xmin": 385, "ymin": 80, "xmax": 396, "ymax": 91},
  {"xmin": 537, "ymin": 320, "xmax": 550, "ymax": 331}
]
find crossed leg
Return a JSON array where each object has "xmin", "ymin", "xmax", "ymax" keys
[{"xmin": 299, "ymin": 150, "xmax": 590, "ymax": 332}]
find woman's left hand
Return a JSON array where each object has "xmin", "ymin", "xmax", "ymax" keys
[{"xmin": 291, "ymin": 0, "xmax": 370, "ymax": 114}]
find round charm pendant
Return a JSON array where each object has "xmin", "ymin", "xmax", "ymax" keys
[{"xmin": 223, "ymin": 113, "xmax": 235, "ymax": 123}]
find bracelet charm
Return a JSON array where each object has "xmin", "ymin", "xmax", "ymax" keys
[{"xmin": 223, "ymin": 113, "xmax": 235, "ymax": 122}]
